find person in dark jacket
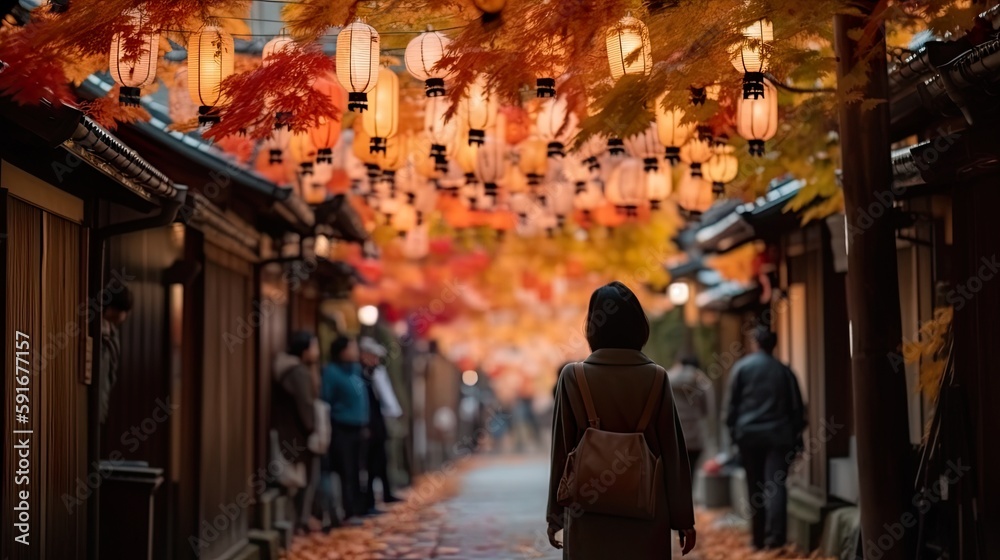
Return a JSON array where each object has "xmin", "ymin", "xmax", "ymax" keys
[
  {"xmin": 320, "ymin": 335, "xmax": 369, "ymax": 521},
  {"xmin": 726, "ymin": 325, "xmax": 806, "ymax": 550},
  {"xmin": 272, "ymin": 331, "xmax": 319, "ymax": 533},
  {"xmin": 359, "ymin": 336, "xmax": 402, "ymax": 513}
]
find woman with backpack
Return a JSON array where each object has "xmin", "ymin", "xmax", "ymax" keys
[{"xmin": 546, "ymin": 282, "xmax": 697, "ymax": 558}]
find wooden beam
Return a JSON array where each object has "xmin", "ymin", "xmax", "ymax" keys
[{"xmin": 834, "ymin": 5, "xmax": 917, "ymax": 559}]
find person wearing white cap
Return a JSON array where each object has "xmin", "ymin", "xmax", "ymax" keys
[{"xmin": 359, "ymin": 336, "xmax": 403, "ymax": 511}]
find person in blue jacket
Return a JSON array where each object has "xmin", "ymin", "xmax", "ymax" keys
[{"xmin": 319, "ymin": 335, "xmax": 370, "ymax": 522}]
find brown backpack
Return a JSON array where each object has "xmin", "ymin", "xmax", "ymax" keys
[{"xmin": 556, "ymin": 362, "xmax": 665, "ymax": 520}]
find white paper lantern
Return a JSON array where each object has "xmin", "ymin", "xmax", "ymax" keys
[
  {"xmin": 680, "ymin": 133, "xmax": 713, "ymax": 177},
  {"xmin": 655, "ymin": 94, "xmax": 694, "ymax": 164},
  {"xmin": 536, "ymin": 95, "xmax": 578, "ymax": 157},
  {"xmin": 404, "ymin": 30, "xmax": 451, "ymax": 96},
  {"xmin": 463, "ymin": 74, "xmax": 498, "ymax": 146},
  {"xmin": 645, "ymin": 165, "xmax": 672, "ymax": 209},
  {"xmin": 703, "ymin": 144, "xmax": 739, "ymax": 196},
  {"xmin": 475, "ymin": 134, "xmax": 507, "ymax": 191},
  {"xmin": 623, "ymin": 122, "xmax": 662, "ymax": 172},
  {"xmin": 731, "ymin": 19, "xmax": 773, "ymax": 99},
  {"xmin": 677, "ymin": 166, "xmax": 713, "ymax": 213},
  {"xmin": 336, "ymin": 21, "xmax": 381, "ymax": 112},
  {"xmin": 262, "ymin": 34, "xmax": 295, "ymax": 66},
  {"xmin": 110, "ymin": 8, "xmax": 158, "ymax": 106},
  {"xmin": 362, "ymin": 67, "xmax": 399, "ymax": 153},
  {"xmin": 187, "ymin": 24, "xmax": 234, "ymax": 125},
  {"xmin": 605, "ymin": 157, "xmax": 646, "ymax": 216},
  {"xmin": 424, "ymin": 94, "xmax": 457, "ymax": 170},
  {"xmin": 736, "ymin": 80, "xmax": 779, "ymax": 155},
  {"xmin": 606, "ymin": 14, "xmax": 651, "ymax": 81}
]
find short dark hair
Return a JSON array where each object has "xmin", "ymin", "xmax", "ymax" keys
[
  {"xmin": 329, "ymin": 335, "xmax": 352, "ymax": 361},
  {"xmin": 288, "ymin": 331, "xmax": 315, "ymax": 357},
  {"xmin": 585, "ymin": 281, "xmax": 650, "ymax": 351},
  {"xmin": 107, "ymin": 283, "xmax": 133, "ymax": 312},
  {"xmin": 753, "ymin": 325, "xmax": 778, "ymax": 353}
]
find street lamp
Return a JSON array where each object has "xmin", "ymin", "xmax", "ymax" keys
[
  {"xmin": 668, "ymin": 282, "xmax": 690, "ymax": 306},
  {"xmin": 358, "ymin": 305, "xmax": 379, "ymax": 326}
]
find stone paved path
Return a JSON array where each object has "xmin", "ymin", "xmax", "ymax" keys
[{"xmin": 433, "ymin": 454, "xmax": 561, "ymax": 560}]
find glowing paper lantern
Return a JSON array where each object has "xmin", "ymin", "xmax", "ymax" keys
[
  {"xmin": 536, "ymin": 95, "xmax": 578, "ymax": 157},
  {"xmin": 262, "ymin": 126, "xmax": 291, "ymax": 164},
  {"xmin": 624, "ymin": 122, "xmax": 662, "ymax": 171},
  {"xmin": 310, "ymin": 77, "xmax": 347, "ymax": 163},
  {"xmin": 109, "ymin": 8, "xmax": 158, "ymax": 106},
  {"xmin": 736, "ymin": 80, "xmax": 779, "ymax": 156},
  {"xmin": 362, "ymin": 67, "xmax": 399, "ymax": 153},
  {"xmin": 336, "ymin": 21, "xmax": 381, "ymax": 112},
  {"xmin": 463, "ymin": 74, "xmax": 499, "ymax": 146},
  {"xmin": 680, "ymin": 134, "xmax": 713, "ymax": 177},
  {"xmin": 605, "ymin": 157, "xmax": 646, "ymax": 216},
  {"xmin": 475, "ymin": 135, "xmax": 507, "ymax": 194},
  {"xmin": 262, "ymin": 34, "xmax": 295, "ymax": 66},
  {"xmin": 536, "ymin": 35, "xmax": 567, "ymax": 97},
  {"xmin": 731, "ymin": 19, "xmax": 773, "ymax": 99},
  {"xmin": 645, "ymin": 166, "xmax": 672, "ymax": 209},
  {"xmin": 703, "ymin": 144, "xmax": 739, "ymax": 195},
  {"xmin": 424, "ymin": 95, "xmax": 457, "ymax": 170},
  {"xmin": 518, "ymin": 137, "xmax": 548, "ymax": 185},
  {"xmin": 677, "ymin": 167, "xmax": 713, "ymax": 213},
  {"xmin": 545, "ymin": 177, "xmax": 575, "ymax": 225},
  {"xmin": 655, "ymin": 94, "xmax": 694, "ymax": 164},
  {"xmin": 289, "ymin": 131, "xmax": 316, "ymax": 176},
  {"xmin": 404, "ymin": 30, "xmax": 451, "ymax": 97},
  {"xmin": 606, "ymin": 14, "xmax": 651, "ymax": 81},
  {"xmin": 187, "ymin": 24, "xmax": 235, "ymax": 125}
]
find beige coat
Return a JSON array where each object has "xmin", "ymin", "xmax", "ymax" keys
[{"xmin": 547, "ymin": 349, "xmax": 695, "ymax": 559}]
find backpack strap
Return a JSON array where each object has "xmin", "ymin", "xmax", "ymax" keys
[
  {"xmin": 573, "ymin": 362, "xmax": 600, "ymax": 429},
  {"xmin": 636, "ymin": 365, "xmax": 666, "ymax": 432}
]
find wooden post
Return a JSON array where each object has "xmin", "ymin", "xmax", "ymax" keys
[{"xmin": 834, "ymin": 5, "xmax": 916, "ymax": 559}]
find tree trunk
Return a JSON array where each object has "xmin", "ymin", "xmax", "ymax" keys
[{"xmin": 834, "ymin": 6, "xmax": 916, "ymax": 560}]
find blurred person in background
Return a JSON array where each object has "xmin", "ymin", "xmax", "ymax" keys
[
  {"xmin": 99, "ymin": 282, "xmax": 133, "ymax": 425},
  {"xmin": 272, "ymin": 331, "xmax": 319, "ymax": 533},
  {"xmin": 320, "ymin": 336, "xmax": 369, "ymax": 523},
  {"xmin": 359, "ymin": 336, "xmax": 403, "ymax": 513},
  {"xmin": 726, "ymin": 325, "xmax": 806, "ymax": 551},
  {"xmin": 667, "ymin": 355, "xmax": 715, "ymax": 476}
]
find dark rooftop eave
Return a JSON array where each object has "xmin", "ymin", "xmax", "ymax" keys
[
  {"xmin": 693, "ymin": 179, "xmax": 806, "ymax": 254},
  {"xmin": 695, "ymin": 281, "xmax": 762, "ymax": 312},
  {"xmin": 80, "ymin": 76, "xmax": 316, "ymax": 235}
]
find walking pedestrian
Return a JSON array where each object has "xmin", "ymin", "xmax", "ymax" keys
[
  {"xmin": 726, "ymin": 325, "xmax": 806, "ymax": 550},
  {"xmin": 272, "ymin": 331, "xmax": 320, "ymax": 533},
  {"xmin": 359, "ymin": 336, "xmax": 402, "ymax": 513},
  {"xmin": 547, "ymin": 281, "xmax": 697, "ymax": 558},
  {"xmin": 320, "ymin": 335, "xmax": 370, "ymax": 522},
  {"xmin": 667, "ymin": 355, "xmax": 715, "ymax": 476}
]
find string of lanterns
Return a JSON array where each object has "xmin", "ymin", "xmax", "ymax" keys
[{"xmin": 104, "ymin": 9, "xmax": 786, "ymax": 255}]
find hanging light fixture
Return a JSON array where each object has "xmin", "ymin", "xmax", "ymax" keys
[
  {"xmin": 262, "ymin": 33, "xmax": 295, "ymax": 65},
  {"xmin": 110, "ymin": 7, "xmax": 159, "ymax": 106},
  {"xmin": 605, "ymin": 157, "xmax": 646, "ymax": 217},
  {"xmin": 517, "ymin": 137, "xmax": 548, "ymax": 186},
  {"xmin": 309, "ymin": 76, "xmax": 347, "ymax": 164},
  {"xmin": 405, "ymin": 29, "xmax": 451, "ymax": 97},
  {"xmin": 475, "ymin": 134, "xmax": 506, "ymax": 205},
  {"xmin": 730, "ymin": 19, "xmax": 773, "ymax": 99},
  {"xmin": 624, "ymin": 122, "xmax": 662, "ymax": 172},
  {"xmin": 424, "ymin": 95, "xmax": 457, "ymax": 171},
  {"xmin": 546, "ymin": 175, "xmax": 576, "ymax": 226},
  {"xmin": 645, "ymin": 165, "xmax": 672, "ymax": 210},
  {"xmin": 336, "ymin": 20, "xmax": 381, "ymax": 112},
  {"xmin": 262, "ymin": 126, "xmax": 290, "ymax": 164},
  {"xmin": 362, "ymin": 66, "xmax": 399, "ymax": 154},
  {"xmin": 536, "ymin": 95, "xmax": 578, "ymax": 158},
  {"xmin": 703, "ymin": 143, "xmax": 739, "ymax": 196},
  {"xmin": 187, "ymin": 23, "xmax": 234, "ymax": 126},
  {"xmin": 676, "ymin": 166, "xmax": 713, "ymax": 214},
  {"xmin": 680, "ymin": 133, "xmax": 713, "ymax": 177},
  {"xmin": 289, "ymin": 131, "xmax": 316, "ymax": 177},
  {"xmin": 655, "ymin": 94, "xmax": 694, "ymax": 165},
  {"xmin": 463, "ymin": 74, "xmax": 498, "ymax": 146},
  {"xmin": 374, "ymin": 135, "xmax": 405, "ymax": 184},
  {"xmin": 736, "ymin": 79, "xmax": 779, "ymax": 156},
  {"xmin": 606, "ymin": 14, "xmax": 651, "ymax": 81}
]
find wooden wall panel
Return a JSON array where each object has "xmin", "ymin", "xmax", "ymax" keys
[
  {"xmin": 40, "ymin": 213, "xmax": 86, "ymax": 559},
  {"xmin": 3, "ymin": 196, "xmax": 42, "ymax": 560},
  {"xmin": 199, "ymin": 247, "xmax": 253, "ymax": 560}
]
